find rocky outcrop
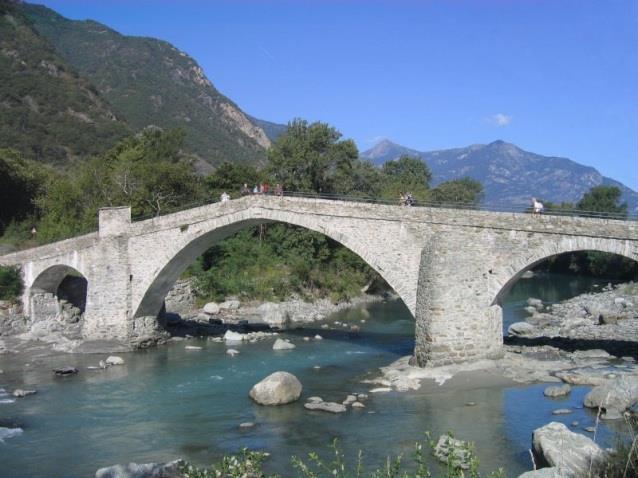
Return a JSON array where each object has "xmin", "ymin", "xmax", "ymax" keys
[
  {"xmin": 583, "ymin": 374, "xmax": 638, "ymax": 419},
  {"xmin": 164, "ymin": 279, "xmax": 196, "ymax": 316},
  {"xmin": 532, "ymin": 422, "xmax": 605, "ymax": 477},
  {"xmin": 95, "ymin": 459, "xmax": 184, "ymax": 478},
  {"xmin": 509, "ymin": 282, "xmax": 638, "ymax": 344},
  {"xmin": 249, "ymin": 372, "xmax": 302, "ymax": 406}
]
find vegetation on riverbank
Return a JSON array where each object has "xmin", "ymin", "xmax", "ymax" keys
[
  {"xmin": 0, "ymin": 265, "xmax": 22, "ymax": 301},
  {"xmin": 180, "ymin": 434, "xmax": 506, "ymax": 478}
]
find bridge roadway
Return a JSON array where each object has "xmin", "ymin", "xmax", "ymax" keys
[{"xmin": 2, "ymin": 195, "xmax": 638, "ymax": 366}]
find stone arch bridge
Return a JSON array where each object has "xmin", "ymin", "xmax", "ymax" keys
[{"xmin": 2, "ymin": 195, "xmax": 637, "ymax": 366}]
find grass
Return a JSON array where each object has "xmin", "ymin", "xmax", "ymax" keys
[{"xmin": 180, "ymin": 434, "xmax": 506, "ymax": 478}]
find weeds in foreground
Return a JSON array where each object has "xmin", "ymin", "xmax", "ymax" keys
[
  {"xmin": 593, "ymin": 413, "xmax": 638, "ymax": 478},
  {"xmin": 180, "ymin": 433, "xmax": 505, "ymax": 478}
]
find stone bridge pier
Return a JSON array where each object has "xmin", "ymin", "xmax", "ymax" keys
[{"xmin": 2, "ymin": 195, "xmax": 638, "ymax": 367}]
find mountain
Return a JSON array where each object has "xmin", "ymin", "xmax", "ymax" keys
[
  {"xmin": 18, "ymin": 2, "xmax": 273, "ymax": 168},
  {"xmin": 0, "ymin": 0, "xmax": 130, "ymax": 166},
  {"xmin": 362, "ymin": 139, "xmax": 638, "ymax": 212},
  {"xmin": 247, "ymin": 116, "xmax": 288, "ymax": 142}
]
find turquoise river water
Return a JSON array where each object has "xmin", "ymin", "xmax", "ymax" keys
[{"xmin": 0, "ymin": 273, "xmax": 628, "ymax": 477}]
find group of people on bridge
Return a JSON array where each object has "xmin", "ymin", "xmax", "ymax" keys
[
  {"xmin": 399, "ymin": 192, "xmax": 415, "ymax": 207},
  {"xmin": 220, "ymin": 183, "xmax": 284, "ymax": 203}
]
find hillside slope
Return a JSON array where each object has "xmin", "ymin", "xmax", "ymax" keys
[
  {"xmin": 362, "ymin": 139, "xmax": 638, "ymax": 212},
  {"xmin": 19, "ymin": 2, "xmax": 272, "ymax": 167},
  {"xmin": 0, "ymin": 0, "xmax": 129, "ymax": 166}
]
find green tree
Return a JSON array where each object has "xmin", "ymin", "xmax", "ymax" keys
[
  {"xmin": 0, "ymin": 149, "xmax": 49, "ymax": 234},
  {"xmin": 34, "ymin": 127, "xmax": 204, "ymax": 242},
  {"xmin": 205, "ymin": 161, "xmax": 261, "ymax": 198},
  {"xmin": 0, "ymin": 266, "xmax": 23, "ymax": 301},
  {"xmin": 266, "ymin": 119, "xmax": 359, "ymax": 194},
  {"xmin": 380, "ymin": 155, "xmax": 431, "ymax": 203},
  {"xmin": 576, "ymin": 185, "xmax": 627, "ymax": 218},
  {"xmin": 429, "ymin": 177, "xmax": 483, "ymax": 205}
]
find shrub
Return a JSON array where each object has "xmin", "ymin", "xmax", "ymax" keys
[
  {"xmin": 0, "ymin": 265, "xmax": 23, "ymax": 301},
  {"xmin": 181, "ymin": 434, "xmax": 505, "ymax": 478}
]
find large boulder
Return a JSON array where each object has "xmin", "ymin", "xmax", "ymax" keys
[
  {"xmin": 532, "ymin": 422, "xmax": 605, "ymax": 477},
  {"xmin": 249, "ymin": 372, "xmax": 302, "ymax": 406},
  {"xmin": 203, "ymin": 302, "xmax": 220, "ymax": 315},
  {"xmin": 583, "ymin": 374, "xmax": 638, "ymax": 419},
  {"xmin": 517, "ymin": 468, "xmax": 562, "ymax": 478},
  {"xmin": 257, "ymin": 302, "xmax": 289, "ymax": 327},
  {"xmin": 223, "ymin": 330, "xmax": 244, "ymax": 342},
  {"xmin": 508, "ymin": 322, "xmax": 536, "ymax": 337},
  {"xmin": 105, "ymin": 356, "xmax": 125, "ymax": 366},
  {"xmin": 543, "ymin": 384, "xmax": 571, "ymax": 398},
  {"xmin": 95, "ymin": 459, "xmax": 183, "ymax": 478},
  {"xmin": 220, "ymin": 299, "xmax": 240, "ymax": 310}
]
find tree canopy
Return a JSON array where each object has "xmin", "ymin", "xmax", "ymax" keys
[
  {"xmin": 576, "ymin": 185, "xmax": 628, "ymax": 218},
  {"xmin": 429, "ymin": 177, "xmax": 484, "ymax": 205},
  {"xmin": 266, "ymin": 119, "xmax": 359, "ymax": 194}
]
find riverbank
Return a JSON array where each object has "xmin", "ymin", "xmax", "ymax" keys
[{"xmin": 0, "ymin": 279, "xmax": 389, "ymax": 356}]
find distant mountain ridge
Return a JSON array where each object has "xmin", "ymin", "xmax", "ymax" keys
[
  {"xmin": 362, "ymin": 139, "xmax": 638, "ymax": 213},
  {"xmin": 18, "ymin": 2, "xmax": 275, "ymax": 169}
]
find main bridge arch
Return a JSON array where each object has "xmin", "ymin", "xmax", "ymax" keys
[{"xmin": 128, "ymin": 203, "xmax": 422, "ymax": 322}]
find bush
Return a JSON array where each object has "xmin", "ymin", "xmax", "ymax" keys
[
  {"xmin": 593, "ymin": 415, "xmax": 637, "ymax": 478},
  {"xmin": 181, "ymin": 434, "xmax": 505, "ymax": 478},
  {"xmin": 0, "ymin": 266, "xmax": 23, "ymax": 301}
]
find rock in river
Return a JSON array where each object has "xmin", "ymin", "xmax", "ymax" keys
[
  {"xmin": 532, "ymin": 422, "xmax": 604, "ymax": 477},
  {"xmin": 105, "ymin": 356, "xmax": 125, "ymax": 366},
  {"xmin": 583, "ymin": 374, "xmax": 638, "ymax": 419},
  {"xmin": 223, "ymin": 330, "xmax": 244, "ymax": 342},
  {"xmin": 249, "ymin": 371, "xmax": 302, "ymax": 406},
  {"xmin": 53, "ymin": 366, "xmax": 78, "ymax": 376},
  {"xmin": 304, "ymin": 401, "xmax": 347, "ymax": 413},
  {"xmin": 95, "ymin": 459, "xmax": 184, "ymax": 478},
  {"xmin": 433, "ymin": 435, "xmax": 471, "ymax": 469},
  {"xmin": 544, "ymin": 384, "xmax": 571, "ymax": 398},
  {"xmin": 12, "ymin": 389, "xmax": 37, "ymax": 398},
  {"xmin": 272, "ymin": 338, "xmax": 295, "ymax": 350}
]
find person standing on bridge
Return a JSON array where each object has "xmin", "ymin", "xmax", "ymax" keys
[
  {"xmin": 275, "ymin": 183, "xmax": 283, "ymax": 197},
  {"xmin": 220, "ymin": 191, "xmax": 230, "ymax": 203}
]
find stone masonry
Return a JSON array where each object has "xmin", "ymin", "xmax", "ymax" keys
[{"xmin": 1, "ymin": 195, "xmax": 638, "ymax": 366}]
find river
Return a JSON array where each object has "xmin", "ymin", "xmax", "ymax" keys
[{"xmin": 0, "ymin": 273, "xmax": 628, "ymax": 477}]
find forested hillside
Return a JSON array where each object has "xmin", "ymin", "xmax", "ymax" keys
[
  {"xmin": 0, "ymin": 0, "xmax": 129, "ymax": 166},
  {"xmin": 19, "ymin": 2, "xmax": 273, "ymax": 168}
]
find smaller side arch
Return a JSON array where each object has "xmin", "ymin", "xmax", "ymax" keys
[
  {"xmin": 28, "ymin": 264, "xmax": 88, "ymax": 323},
  {"xmin": 491, "ymin": 238, "xmax": 638, "ymax": 306}
]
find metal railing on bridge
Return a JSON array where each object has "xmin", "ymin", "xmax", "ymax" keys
[
  {"xmin": 131, "ymin": 190, "xmax": 638, "ymax": 223},
  {"xmin": 4, "ymin": 191, "xmax": 636, "ymax": 253}
]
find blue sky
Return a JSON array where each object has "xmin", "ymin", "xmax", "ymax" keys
[{"xmin": 37, "ymin": 0, "xmax": 638, "ymax": 189}]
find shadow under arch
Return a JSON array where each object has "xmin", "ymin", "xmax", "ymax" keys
[
  {"xmin": 492, "ymin": 248, "xmax": 638, "ymax": 307},
  {"xmin": 133, "ymin": 218, "xmax": 409, "ymax": 320}
]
